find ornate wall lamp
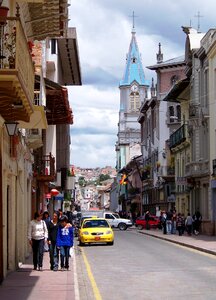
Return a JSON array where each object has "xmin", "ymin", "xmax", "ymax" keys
[
  {"xmin": 4, "ymin": 121, "xmax": 18, "ymax": 136},
  {"xmin": 4, "ymin": 121, "xmax": 19, "ymax": 157}
]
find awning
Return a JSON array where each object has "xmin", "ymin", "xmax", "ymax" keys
[
  {"xmin": 35, "ymin": 75, "xmax": 73, "ymax": 125},
  {"xmin": 163, "ymin": 78, "xmax": 190, "ymax": 102}
]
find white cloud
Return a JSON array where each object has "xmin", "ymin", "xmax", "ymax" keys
[{"xmin": 68, "ymin": 0, "xmax": 216, "ymax": 168}]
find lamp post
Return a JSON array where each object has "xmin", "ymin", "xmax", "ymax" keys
[{"xmin": 4, "ymin": 121, "xmax": 18, "ymax": 136}]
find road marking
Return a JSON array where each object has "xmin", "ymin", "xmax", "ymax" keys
[{"xmin": 81, "ymin": 248, "xmax": 102, "ymax": 300}]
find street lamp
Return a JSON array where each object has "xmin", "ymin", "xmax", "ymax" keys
[{"xmin": 4, "ymin": 121, "xmax": 18, "ymax": 136}]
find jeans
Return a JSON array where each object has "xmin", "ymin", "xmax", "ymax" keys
[
  {"xmin": 49, "ymin": 242, "xmax": 59, "ymax": 270},
  {"xmin": 166, "ymin": 220, "xmax": 172, "ymax": 234},
  {"xmin": 59, "ymin": 246, "xmax": 70, "ymax": 269},
  {"xmin": 171, "ymin": 221, "xmax": 176, "ymax": 234},
  {"xmin": 32, "ymin": 239, "xmax": 44, "ymax": 268}
]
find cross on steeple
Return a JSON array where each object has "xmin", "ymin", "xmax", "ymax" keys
[
  {"xmin": 194, "ymin": 11, "xmax": 203, "ymax": 32},
  {"xmin": 129, "ymin": 11, "xmax": 138, "ymax": 31}
]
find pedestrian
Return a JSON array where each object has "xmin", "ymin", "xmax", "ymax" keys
[
  {"xmin": 192, "ymin": 210, "xmax": 202, "ymax": 235},
  {"xmin": 47, "ymin": 211, "xmax": 60, "ymax": 271},
  {"xmin": 42, "ymin": 211, "xmax": 51, "ymax": 227},
  {"xmin": 27, "ymin": 211, "xmax": 48, "ymax": 271},
  {"xmin": 160, "ymin": 211, "xmax": 167, "ymax": 234},
  {"xmin": 185, "ymin": 213, "xmax": 193, "ymax": 235},
  {"xmin": 56, "ymin": 215, "xmax": 74, "ymax": 271},
  {"xmin": 171, "ymin": 210, "xmax": 177, "ymax": 234},
  {"xmin": 166, "ymin": 210, "xmax": 173, "ymax": 234},
  {"xmin": 145, "ymin": 211, "xmax": 150, "ymax": 230},
  {"xmin": 176, "ymin": 213, "xmax": 184, "ymax": 236},
  {"xmin": 42, "ymin": 211, "xmax": 51, "ymax": 252}
]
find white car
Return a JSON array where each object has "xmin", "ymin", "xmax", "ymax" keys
[{"xmin": 104, "ymin": 212, "xmax": 133, "ymax": 230}]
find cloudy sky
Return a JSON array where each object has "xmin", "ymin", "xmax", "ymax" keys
[{"xmin": 68, "ymin": 0, "xmax": 216, "ymax": 168}]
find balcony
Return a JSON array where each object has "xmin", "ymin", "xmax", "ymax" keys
[
  {"xmin": 169, "ymin": 124, "xmax": 187, "ymax": 148},
  {"xmin": 0, "ymin": 17, "xmax": 34, "ymax": 122},
  {"xmin": 33, "ymin": 153, "xmax": 55, "ymax": 182},
  {"xmin": 185, "ymin": 160, "xmax": 209, "ymax": 178}
]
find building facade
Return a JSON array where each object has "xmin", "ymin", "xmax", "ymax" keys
[{"xmin": 0, "ymin": 0, "xmax": 81, "ymax": 283}]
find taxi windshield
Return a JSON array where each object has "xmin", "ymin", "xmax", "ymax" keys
[{"xmin": 83, "ymin": 219, "xmax": 109, "ymax": 228}]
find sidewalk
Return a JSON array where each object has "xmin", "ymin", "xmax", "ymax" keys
[
  {"xmin": 0, "ymin": 250, "xmax": 78, "ymax": 300},
  {"xmin": 137, "ymin": 228, "xmax": 216, "ymax": 255}
]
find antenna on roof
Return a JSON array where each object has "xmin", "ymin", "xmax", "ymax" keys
[{"xmin": 194, "ymin": 11, "xmax": 203, "ymax": 32}]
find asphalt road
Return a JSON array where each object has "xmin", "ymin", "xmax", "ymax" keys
[{"xmin": 75, "ymin": 228, "xmax": 216, "ymax": 300}]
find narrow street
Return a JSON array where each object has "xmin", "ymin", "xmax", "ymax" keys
[{"xmin": 76, "ymin": 229, "xmax": 216, "ymax": 300}]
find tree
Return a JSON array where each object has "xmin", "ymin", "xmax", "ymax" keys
[
  {"xmin": 78, "ymin": 176, "xmax": 86, "ymax": 186},
  {"xmin": 96, "ymin": 174, "xmax": 111, "ymax": 185}
]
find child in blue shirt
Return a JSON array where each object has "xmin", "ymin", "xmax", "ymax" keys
[{"xmin": 56, "ymin": 215, "xmax": 74, "ymax": 270}]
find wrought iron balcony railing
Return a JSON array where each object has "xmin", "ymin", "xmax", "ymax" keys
[
  {"xmin": 169, "ymin": 124, "xmax": 187, "ymax": 148},
  {"xmin": 0, "ymin": 16, "xmax": 35, "ymax": 121},
  {"xmin": 33, "ymin": 153, "xmax": 55, "ymax": 181}
]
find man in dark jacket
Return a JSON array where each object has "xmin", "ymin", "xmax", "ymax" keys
[
  {"xmin": 47, "ymin": 211, "xmax": 60, "ymax": 271},
  {"xmin": 145, "ymin": 211, "xmax": 150, "ymax": 230}
]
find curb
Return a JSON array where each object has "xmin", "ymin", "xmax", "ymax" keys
[{"xmin": 138, "ymin": 230, "xmax": 216, "ymax": 256}]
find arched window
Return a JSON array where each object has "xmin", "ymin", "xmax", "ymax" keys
[
  {"xmin": 176, "ymin": 105, "xmax": 181, "ymax": 121},
  {"xmin": 130, "ymin": 93, "xmax": 140, "ymax": 111}
]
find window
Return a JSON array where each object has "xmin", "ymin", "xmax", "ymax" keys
[
  {"xmin": 130, "ymin": 93, "xmax": 140, "ymax": 111},
  {"xmin": 105, "ymin": 214, "xmax": 114, "ymax": 219},
  {"xmin": 51, "ymin": 39, "xmax": 56, "ymax": 54},
  {"xmin": 169, "ymin": 106, "xmax": 174, "ymax": 122},
  {"xmin": 132, "ymin": 57, "xmax": 137, "ymax": 63},
  {"xmin": 176, "ymin": 105, "xmax": 181, "ymax": 121}
]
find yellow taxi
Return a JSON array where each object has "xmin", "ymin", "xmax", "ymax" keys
[{"xmin": 78, "ymin": 217, "xmax": 114, "ymax": 246}]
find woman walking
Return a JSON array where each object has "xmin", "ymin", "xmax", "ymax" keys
[
  {"xmin": 27, "ymin": 212, "xmax": 48, "ymax": 271},
  {"xmin": 56, "ymin": 215, "xmax": 74, "ymax": 271}
]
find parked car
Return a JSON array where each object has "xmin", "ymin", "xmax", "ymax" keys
[
  {"xmin": 78, "ymin": 217, "xmax": 114, "ymax": 246},
  {"xmin": 135, "ymin": 215, "xmax": 161, "ymax": 229}
]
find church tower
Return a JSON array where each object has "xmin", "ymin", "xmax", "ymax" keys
[{"xmin": 116, "ymin": 22, "xmax": 149, "ymax": 170}]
